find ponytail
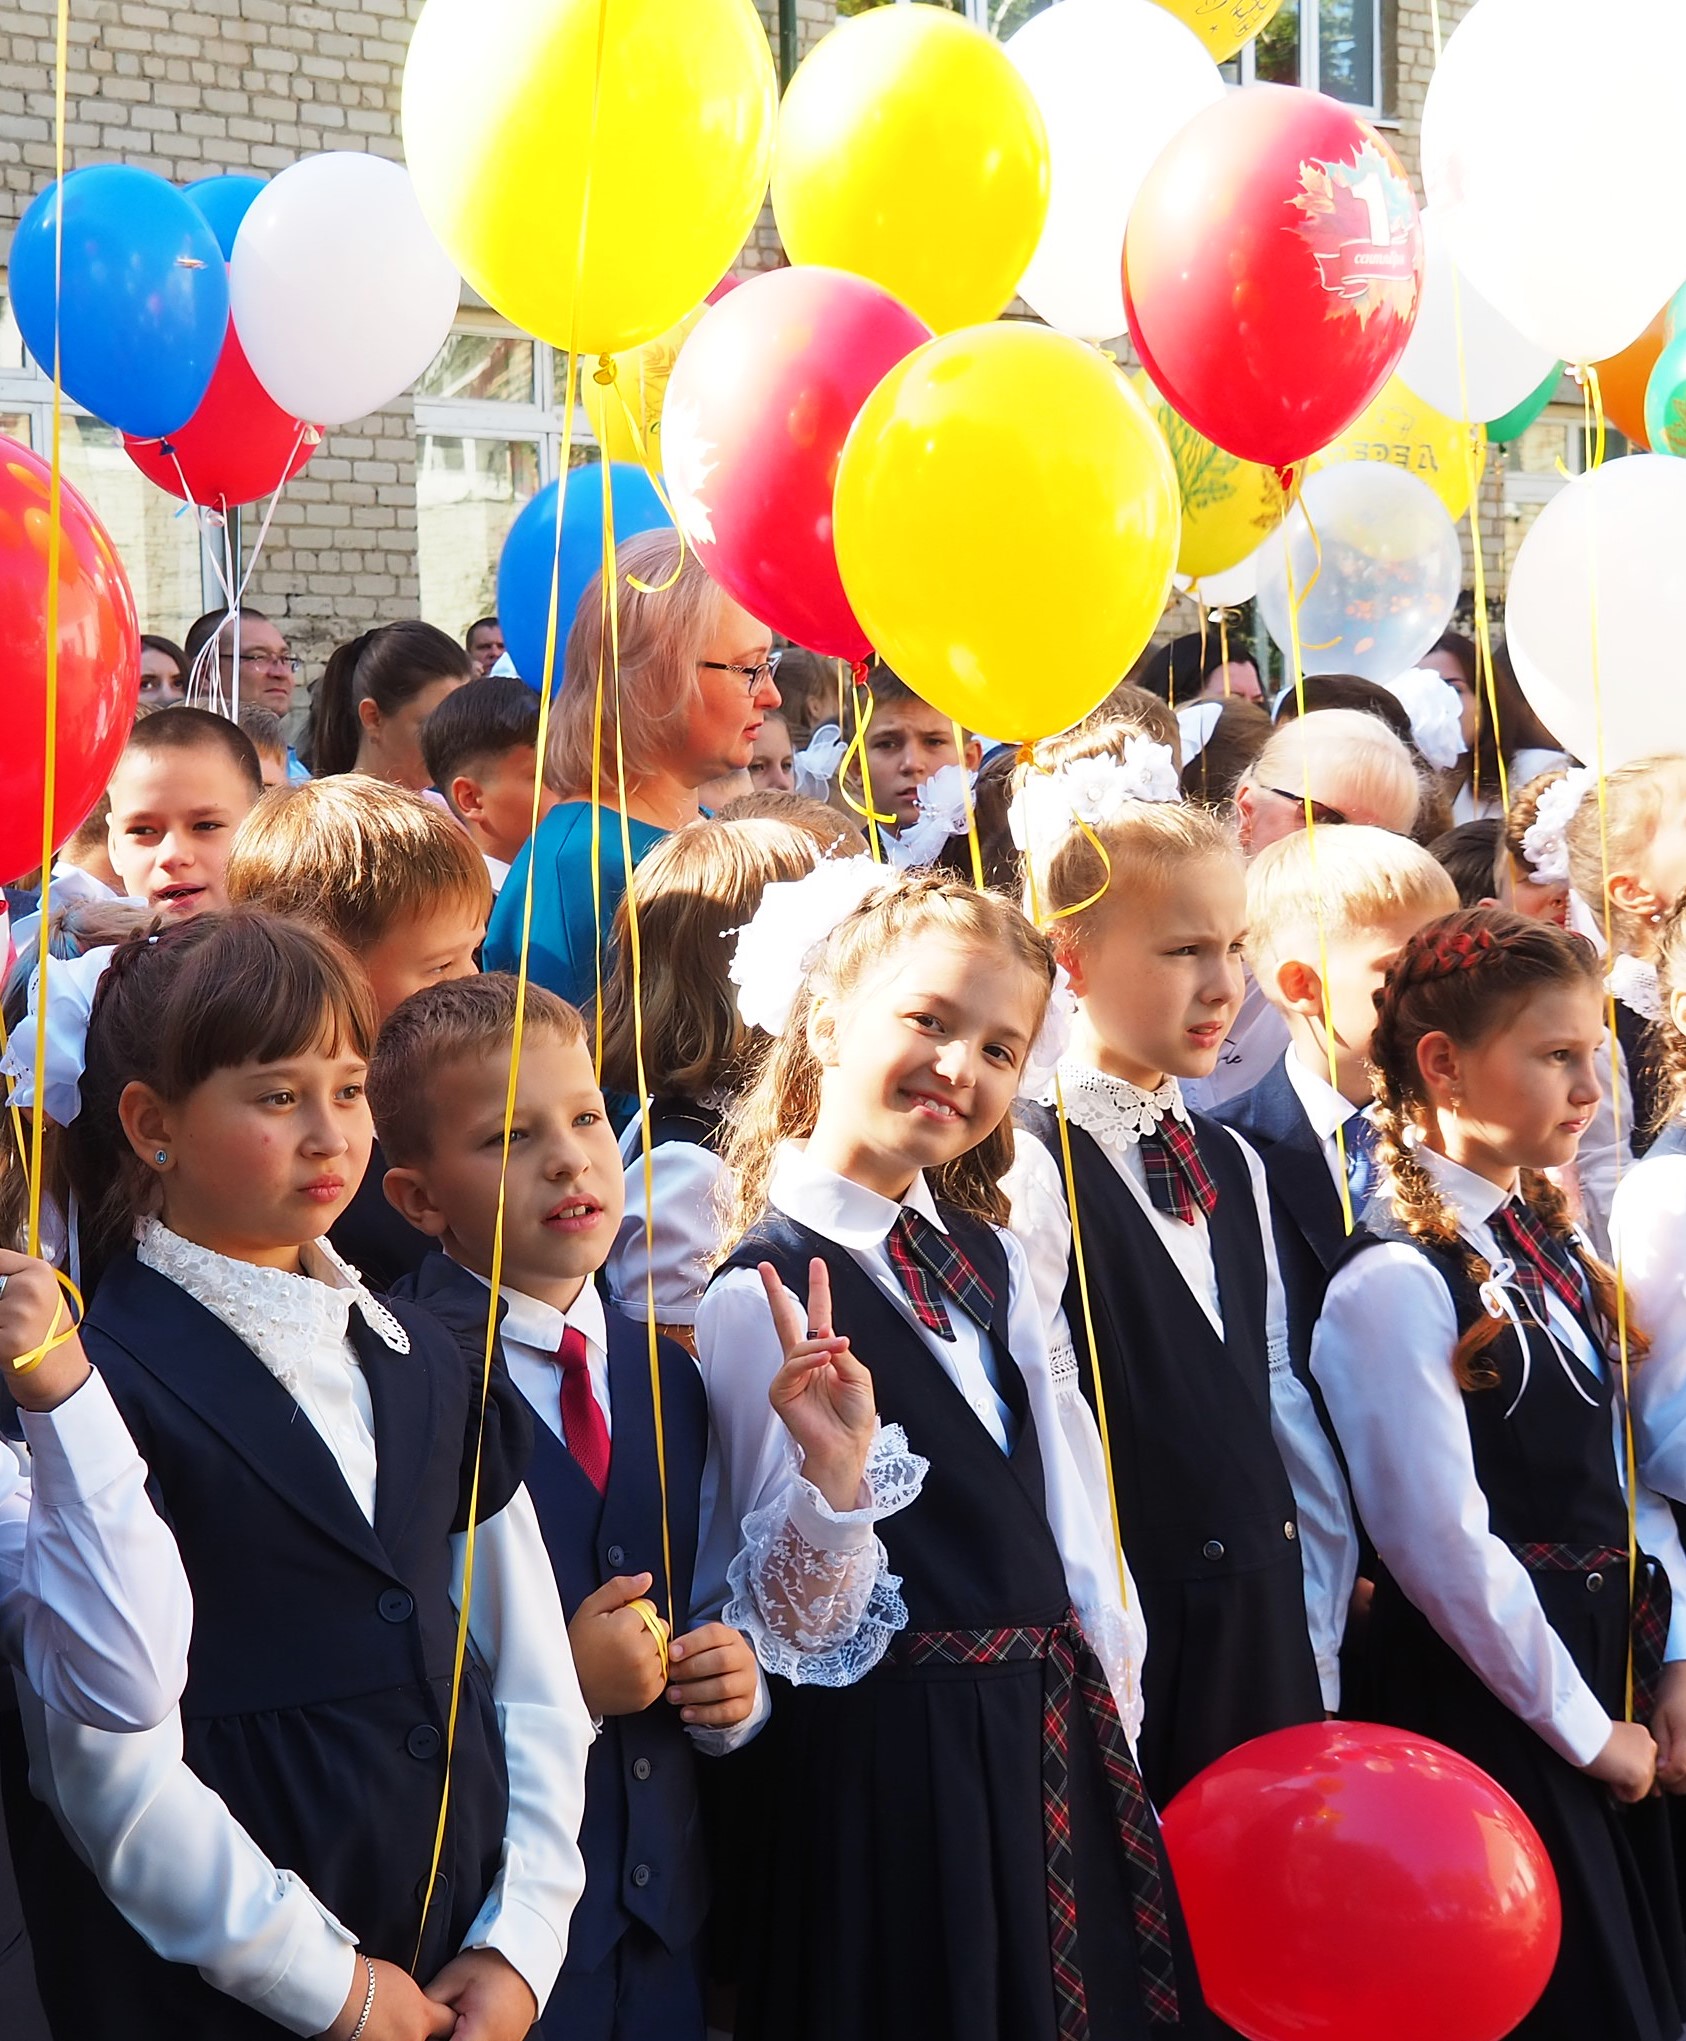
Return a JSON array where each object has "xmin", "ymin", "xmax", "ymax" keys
[
  {"xmin": 303, "ymin": 622, "xmax": 472, "ymax": 778},
  {"xmin": 303, "ymin": 630, "xmax": 375, "ymax": 776}
]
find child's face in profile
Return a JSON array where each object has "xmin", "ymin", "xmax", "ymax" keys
[
  {"xmin": 747, "ymin": 716, "xmax": 795, "ymax": 794},
  {"xmin": 1311, "ymin": 907, "xmax": 1447, "ymax": 1064},
  {"xmin": 452, "ymin": 744, "xmax": 558, "ymax": 865},
  {"xmin": 255, "ymin": 748, "xmax": 289, "ymax": 791},
  {"xmin": 105, "ymin": 744, "xmax": 259, "ymax": 919},
  {"xmin": 857, "ymin": 702, "xmax": 980, "ymax": 831},
  {"xmin": 385, "ymin": 1029, "xmax": 625, "ymax": 1308},
  {"xmin": 359, "ymin": 899, "xmax": 485, "ymax": 1021}
]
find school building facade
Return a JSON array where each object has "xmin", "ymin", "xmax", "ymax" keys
[{"xmin": 0, "ymin": 0, "xmax": 1563, "ymax": 678}]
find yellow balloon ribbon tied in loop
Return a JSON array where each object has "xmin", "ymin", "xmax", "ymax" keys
[{"xmin": 7, "ymin": 1267, "xmax": 85, "ymax": 1379}]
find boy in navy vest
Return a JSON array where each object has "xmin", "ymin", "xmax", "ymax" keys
[{"xmin": 371, "ymin": 973, "xmax": 764, "ymax": 2041}]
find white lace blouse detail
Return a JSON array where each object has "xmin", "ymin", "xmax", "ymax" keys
[
  {"xmin": 1608, "ymin": 953, "xmax": 1663, "ymax": 1023},
  {"xmin": 723, "ymin": 1423, "xmax": 929, "ymax": 1689},
  {"xmin": 1045, "ymin": 1060, "xmax": 1190, "ymax": 1152}
]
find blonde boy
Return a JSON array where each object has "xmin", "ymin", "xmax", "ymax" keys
[{"xmin": 1215, "ymin": 826, "xmax": 1457, "ymax": 1371}]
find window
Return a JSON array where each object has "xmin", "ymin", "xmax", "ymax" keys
[
  {"xmin": 412, "ymin": 316, "xmax": 591, "ymax": 633},
  {"xmin": 0, "ymin": 288, "xmax": 216, "ymax": 633},
  {"xmin": 1501, "ymin": 398, "xmax": 1625, "ymax": 585},
  {"xmin": 843, "ymin": 0, "xmax": 1057, "ymax": 34},
  {"xmin": 1228, "ymin": 0, "xmax": 1387, "ymax": 115}
]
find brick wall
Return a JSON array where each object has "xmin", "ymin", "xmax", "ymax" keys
[{"xmin": 0, "ymin": 0, "xmax": 832, "ymax": 673}]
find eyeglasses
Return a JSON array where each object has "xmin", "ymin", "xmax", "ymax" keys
[
  {"xmin": 1263, "ymin": 785, "xmax": 1349, "ymax": 827},
  {"xmin": 698, "ymin": 650, "xmax": 782, "ymax": 697},
  {"xmin": 236, "ymin": 650, "xmax": 302, "ymax": 674}
]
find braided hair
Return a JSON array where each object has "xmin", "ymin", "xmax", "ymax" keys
[
  {"xmin": 1367, "ymin": 905, "xmax": 1642, "ymax": 1388},
  {"xmin": 1653, "ymin": 894, "xmax": 1686, "ymax": 1138}
]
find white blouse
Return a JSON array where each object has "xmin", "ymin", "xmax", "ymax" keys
[
  {"xmin": 26, "ymin": 1224, "xmax": 592, "ymax": 2033},
  {"xmin": 607, "ymin": 1133, "xmax": 731, "ymax": 1330},
  {"xmin": 1313, "ymin": 1147, "xmax": 1686, "ymax": 1770},
  {"xmin": 0, "ymin": 1370, "xmax": 192, "ymax": 1731},
  {"xmin": 693, "ymin": 1141, "xmax": 1149, "ymax": 1747},
  {"xmin": 1005, "ymin": 1061, "xmax": 1357, "ymax": 1709}
]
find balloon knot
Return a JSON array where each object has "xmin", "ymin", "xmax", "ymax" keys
[
  {"xmin": 849, "ymin": 657, "xmax": 872, "ymax": 689},
  {"xmin": 592, "ymin": 356, "xmax": 617, "ymax": 387}
]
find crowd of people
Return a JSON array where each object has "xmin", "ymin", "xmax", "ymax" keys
[{"xmin": 4, "ymin": 529, "xmax": 1686, "ymax": 2041}]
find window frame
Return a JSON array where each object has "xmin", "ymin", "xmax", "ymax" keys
[{"xmin": 1232, "ymin": 0, "xmax": 1386, "ymax": 116}]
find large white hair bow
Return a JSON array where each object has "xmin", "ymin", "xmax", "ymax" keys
[
  {"xmin": 1520, "ymin": 767, "xmax": 1591, "ymax": 885},
  {"xmin": 1007, "ymin": 736, "xmax": 1181, "ymax": 869},
  {"xmin": 1380, "ymin": 668, "xmax": 1467, "ymax": 772}
]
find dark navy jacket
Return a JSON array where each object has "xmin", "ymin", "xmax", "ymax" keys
[{"xmin": 399, "ymin": 1253, "xmax": 712, "ymax": 1974}]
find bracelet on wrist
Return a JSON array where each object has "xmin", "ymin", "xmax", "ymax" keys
[{"xmin": 347, "ymin": 1954, "xmax": 377, "ymax": 2041}]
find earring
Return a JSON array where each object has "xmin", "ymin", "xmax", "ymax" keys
[{"xmin": 153, "ymin": 1150, "xmax": 168, "ymax": 1167}]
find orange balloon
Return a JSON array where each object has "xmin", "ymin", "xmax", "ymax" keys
[{"xmin": 1593, "ymin": 306, "xmax": 1670, "ymax": 449}]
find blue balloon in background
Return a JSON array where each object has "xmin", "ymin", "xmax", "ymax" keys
[
  {"xmin": 183, "ymin": 173, "xmax": 266, "ymax": 261},
  {"xmin": 9, "ymin": 164, "xmax": 228, "ymax": 439},
  {"xmin": 497, "ymin": 462, "xmax": 673, "ymax": 693}
]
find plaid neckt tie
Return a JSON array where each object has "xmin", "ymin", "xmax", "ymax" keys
[
  {"xmin": 886, "ymin": 1207, "xmax": 997, "ymax": 1342},
  {"xmin": 1491, "ymin": 1200, "xmax": 1585, "ymax": 1322},
  {"xmin": 1137, "ymin": 1113, "xmax": 1219, "ymax": 1227}
]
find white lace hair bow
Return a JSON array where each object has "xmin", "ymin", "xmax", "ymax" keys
[
  {"xmin": 1176, "ymin": 701, "xmax": 1223, "ymax": 766},
  {"xmin": 1381, "ymin": 668, "xmax": 1466, "ymax": 772},
  {"xmin": 883, "ymin": 763, "xmax": 978, "ymax": 871},
  {"xmin": 727, "ymin": 852, "xmax": 1072, "ymax": 1099},
  {"xmin": 1519, "ymin": 767, "xmax": 1591, "ymax": 885},
  {"xmin": 0, "ymin": 943, "xmax": 118, "ymax": 1125},
  {"xmin": 791, "ymin": 720, "xmax": 848, "ymax": 799},
  {"xmin": 1007, "ymin": 736, "xmax": 1182, "ymax": 871}
]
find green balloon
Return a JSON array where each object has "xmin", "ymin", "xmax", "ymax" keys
[
  {"xmin": 1666, "ymin": 282, "xmax": 1686, "ymax": 344},
  {"xmin": 1645, "ymin": 330, "xmax": 1686, "ymax": 457},
  {"xmin": 1486, "ymin": 363, "xmax": 1562, "ymax": 444}
]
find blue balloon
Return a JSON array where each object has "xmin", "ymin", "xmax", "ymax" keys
[
  {"xmin": 9, "ymin": 164, "xmax": 229, "ymax": 439},
  {"xmin": 497, "ymin": 462, "xmax": 673, "ymax": 693},
  {"xmin": 183, "ymin": 173, "xmax": 267, "ymax": 261}
]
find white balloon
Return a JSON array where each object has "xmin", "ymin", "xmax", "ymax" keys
[
  {"xmin": 1174, "ymin": 547, "xmax": 1260, "ymax": 608},
  {"xmin": 1506, "ymin": 454, "xmax": 1686, "ymax": 771},
  {"xmin": 1422, "ymin": 0, "xmax": 1686, "ymax": 366},
  {"xmin": 230, "ymin": 153, "xmax": 461, "ymax": 427},
  {"xmin": 1255, "ymin": 465, "xmax": 1462, "ymax": 684},
  {"xmin": 1396, "ymin": 209, "xmax": 1559, "ymax": 426},
  {"xmin": 1005, "ymin": 0, "xmax": 1223, "ymax": 342}
]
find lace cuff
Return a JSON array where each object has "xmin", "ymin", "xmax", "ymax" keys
[
  {"xmin": 1078, "ymin": 1596, "xmax": 1147, "ymax": 1755},
  {"xmin": 724, "ymin": 1423, "xmax": 928, "ymax": 1690}
]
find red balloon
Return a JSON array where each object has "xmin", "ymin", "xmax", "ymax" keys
[
  {"xmin": 1125, "ymin": 86, "xmax": 1424, "ymax": 470},
  {"xmin": 0, "ymin": 434, "xmax": 140, "ymax": 883},
  {"xmin": 1160, "ymin": 1722, "xmax": 1560, "ymax": 2041},
  {"xmin": 122, "ymin": 320, "xmax": 318, "ymax": 511},
  {"xmin": 661, "ymin": 265, "xmax": 931, "ymax": 660}
]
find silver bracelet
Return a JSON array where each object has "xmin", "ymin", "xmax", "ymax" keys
[{"xmin": 347, "ymin": 1955, "xmax": 377, "ymax": 2041}]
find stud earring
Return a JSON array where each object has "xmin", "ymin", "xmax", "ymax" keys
[{"xmin": 154, "ymin": 1150, "xmax": 168, "ymax": 1167}]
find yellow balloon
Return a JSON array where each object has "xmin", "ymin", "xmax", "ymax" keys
[
  {"xmin": 834, "ymin": 325, "xmax": 1179, "ymax": 743},
  {"xmin": 402, "ymin": 0, "xmax": 775, "ymax": 358},
  {"xmin": 1148, "ymin": 0, "xmax": 1288, "ymax": 64},
  {"xmin": 1314, "ymin": 375, "xmax": 1488, "ymax": 524},
  {"xmin": 1134, "ymin": 373, "xmax": 1301, "ymax": 581},
  {"xmin": 772, "ymin": 8, "xmax": 1049, "ymax": 336},
  {"xmin": 581, "ymin": 304, "xmax": 706, "ymax": 469}
]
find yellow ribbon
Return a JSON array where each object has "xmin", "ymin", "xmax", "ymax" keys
[
  {"xmin": 6, "ymin": 1266, "xmax": 84, "ymax": 1377},
  {"xmin": 629, "ymin": 1594, "xmax": 672, "ymax": 1683},
  {"xmin": 837, "ymin": 678, "xmax": 896, "ymax": 851},
  {"xmin": 950, "ymin": 718, "xmax": 985, "ymax": 891}
]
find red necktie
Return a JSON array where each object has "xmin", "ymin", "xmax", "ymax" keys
[{"xmin": 558, "ymin": 1325, "xmax": 610, "ymax": 1494}]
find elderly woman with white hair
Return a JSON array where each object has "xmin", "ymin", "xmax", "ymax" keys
[{"xmin": 484, "ymin": 528, "xmax": 781, "ymax": 1008}]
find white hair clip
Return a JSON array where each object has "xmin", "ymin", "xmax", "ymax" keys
[
  {"xmin": 1176, "ymin": 700, "xmax": 1223, "ymax": 766},
  {"xmin": 1381, "ymin": 668, "xmax": 1466, "ymax": 772},
  {"xmin": 729, "ymin": 856, "xmax": 889, "ymax": 1037},
  {"xmin": 883, "ymin": 763, "xmax": 977, "ymax": 871},
  {"xmin": 0, "ymin": 944, "xmax": 118, "ymax": 1126},
  {"xmin": 791, "ymin": 720, "xmax": 848, "ymax": 799},
  {"xmin": 1519, "ymin": 766, "xmax": 1591, "ymax": 885},
  {"xmin": 1007, "ymin": 735, "xmax": 1181, "ymax": 868}
]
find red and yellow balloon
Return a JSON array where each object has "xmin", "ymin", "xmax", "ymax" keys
[{"xmin": 834, "ymin": 324, "xmax": 1179, "ymax": 741}]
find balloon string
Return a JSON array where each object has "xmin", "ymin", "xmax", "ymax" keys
[
  {"xmin": 950, "ymin": 719, "xmax": 985, "ymax": 890},
  {"xmin": 28, "ymin": 0, "xmax": 71, "ymax": 1265},
  {"xmin": 1020, "ymin": 851, "xmax": 1129, "ymax": 1616},
  {"xmin": 1218, "ymin": 608, "xmax": 1231, "ymax": 699},
  {"xmin": 593, "ymin": 356, "xmax": 686, "ymax": 594},
  {"xmin": 1283, "ymin": 498, "xmax": 1355, "ymax": 1236},
  {"xmin": 838, "ymin": 680, "xmax": 896, "ymax": 848},
  {"xmin": 412, "ymin": 0, "xmax": 608, "ymax": 1974},
  {"xmin": 7, "ymin": 1265, "xmax": 84, "ymax": 1377}
]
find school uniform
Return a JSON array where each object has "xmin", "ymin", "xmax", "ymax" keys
[
  {"xmin": 1314, "ymin": 1151, "xmax": 1686, "ymax": 2041},
  {"xmin": 328, "ymin": 1133, "xmax": 435, "ymax": 1295},
  {"xmin": 1009, "ymin": 1062, "xmax": 1355, "ymax": 1806},
  {"xmin": 399, "ymin": 1250, "xmax": 764, "ymax": 2041},
  {"xmin": 698, "ymin": 1143, "xmax": 1208, "ymax": 2041},
  {"xmin": 1613, "ymin": 1118, "xmax": 1686, "ymax": 1506},
  {"xmin": 9, "ymin": 1221, "xmax": 590, "ymax": 2040},
  {"xmin": 608, "ymin": 1096, "xmax": 729, "ymax": 1332}
]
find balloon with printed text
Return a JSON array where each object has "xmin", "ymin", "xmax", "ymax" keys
[
  {"xmin": 0, "ymin": 435, "xmax": 141, "ymax": 883},
  {"xmin": 1314, "ymin": 374, "xmax": 1485, "ymax": 524},
  {"xmin": 1124, "ymin": 86, "xmax": 1423, "ymax": 469}
]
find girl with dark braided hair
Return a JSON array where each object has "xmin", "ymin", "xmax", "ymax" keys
[{"xmin": 1313, "ymin": 906, "xmax": 1686, "ymax": 2041}]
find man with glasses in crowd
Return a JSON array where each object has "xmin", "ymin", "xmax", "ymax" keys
[{"xmin": 181, "ymin": 608, "xmax": 311, "ymax": 782}]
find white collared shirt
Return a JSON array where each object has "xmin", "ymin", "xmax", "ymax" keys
[
  {"xmin": 1003, "ymin": 1060, "xmax": 1357, "ymax": 1710},
  {"xmin": 1313, "ymin": 1146, "xmax": 1686, "ymax": 1769},
  {"xmin": 607, "ymin": 1127, "xmax": 731, "ymax": 1330},
  {"xmin": 467, "ymin": 1265, "xmax": 615, "ymax": 1439},
  {"xmin": 1282, "ymin": 1044, "xmax": 1376, "ymax": 1197},
  {"xmin": 32, "ymin": 1228, "xmax": 592, "ymax": 2029},
  {"xmin": 0, "ymin": 1372, "xmax": 192, "ymax": 1731},
  {"xmin": 694, "ymin": 1140, "xmax": 1147, "ymax": 1744}
]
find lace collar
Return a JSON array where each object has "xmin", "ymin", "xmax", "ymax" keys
[
  {"xmin": 1607, "ymin": 953, "xmax": 1663, "ymax": 1023},
  {"xmin": 1040, "ymin": 1059, "xmax": 1190, "ymax": 1150},
  {"xmin": 137, "ymin": 1218, "xmax": 409, "ymax": 1396}
]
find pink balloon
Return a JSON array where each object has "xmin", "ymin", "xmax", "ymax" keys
[{"xmin": 662, "ymin": 265, "xmax": 931, "ymax": 660}]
